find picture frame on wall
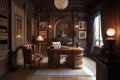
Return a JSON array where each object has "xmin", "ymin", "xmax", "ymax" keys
[
  {"xmin": 79, "ymin": 31, "xmax": 86, "ymax": 39},
  {"xmin": 39, "ymin": 30, "xmax": 47, "ymax": 40},
  {"xmin": 39, "ymin": 22, "xmax": 48, "ymax": 29},
  {"xmin": 15, "ymin": 16, "xmax": 23, "ymax": 39},
  {"xmin": 78, "ymin": 21, "xmax": 87, "ymax": 30}
]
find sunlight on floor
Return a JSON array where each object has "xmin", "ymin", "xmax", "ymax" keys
[
  {"xmin": 83, "ymin": 66, "xmax": 96, "ymax": 80},
  {"xmin": 82, "ymin": 57, "xmax": 96, "ymax": 80},
  {"xmin": 83, "ymin": 66, "xmax": 95, "ymax": 76}
]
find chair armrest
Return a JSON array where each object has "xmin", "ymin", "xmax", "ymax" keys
[{"xmin": 34, "ymin": 54, "xmax": 43, "ymax": 60}]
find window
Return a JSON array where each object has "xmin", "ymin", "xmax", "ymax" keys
[{"xmin": 93, "ymin": 12, "xmax": 103, "ymax": 47}]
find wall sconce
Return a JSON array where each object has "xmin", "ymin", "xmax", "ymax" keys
[
  {"xmin": 106, "ymin": 28, "xmax": 116, "ymax": 53},
  {"xmin": 75, "ymin": 25, "xmax": 79, "ymax": 28},
  {"xmin": 48, "ymin": 25, "xmax": 52, "ymax": 28},
  {"xmin": 36, "ymin": 35, "xmax": 44, "ymax": 54},
  {"xmin": 16, "ymin": 34, "xmax": 21, "ymax": 38},
  {"xmin": 54, "ymin": 0, "xmax": 68, "ymax": 10}
]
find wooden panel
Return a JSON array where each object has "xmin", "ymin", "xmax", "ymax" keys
[
  {"xmin": 74, "ymin": 53, "xmax": 83, "ymax": 68},
  {"xmin": 0, "ymin": 54, "xmax": 8, "ymax": 77},
  {"xmin": 47, "ymin": 50, "xmax": 60, "ymax": 68},
  {"xmin": 0, "ymin": 0, "xmax": 8, "ymax": 16},
  {"xmin": 96, "ymin": 59, "xmax": 108, "ymax": 80},
  {"xmin": 47, "ymin": 47, "xmax": 84, "ymax": 69}
]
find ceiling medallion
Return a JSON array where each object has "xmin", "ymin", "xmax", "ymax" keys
[{"xmin": 54, "ymin": 0, "xmax": 68, "ymax": 10}]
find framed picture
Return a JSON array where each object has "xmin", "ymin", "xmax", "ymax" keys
[
  {"xmin": 39, "ymin": 22, "xmax": 48, "ymax": 29},
  {"xmin": 15, "ymin": 16, "xmax": 23, "ymax": 39},
  {"xmin": 79, "ymin": 31, "xmax": 86, "ymax": 39},
  {"xmin": 78, "ymin": 21, "xmax": 87, "ymax": 30},
  {"xmin": 39, "ymin": 31, "xmax": 47, "ymax": 39}
]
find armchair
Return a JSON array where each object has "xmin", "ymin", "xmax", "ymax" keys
[{"xmin": 22, "ymin": 44, "xmax": 43, "ymax": 69}]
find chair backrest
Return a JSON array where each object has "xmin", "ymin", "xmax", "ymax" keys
[{"xmin": 22, "ymin": 44, "xmax": 33, "ymax": 64}]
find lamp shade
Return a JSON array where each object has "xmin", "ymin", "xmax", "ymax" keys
[
  {"xmin": 54, "ymin": 0, "xmax": 68, "ymax": 10},
  {"xmin": 106, "ymin": 28, "xmax": 115, "ymax": 36},
  {"xmin": 36, "ymin": 35, "xmax": 44, "ymax": 41}
]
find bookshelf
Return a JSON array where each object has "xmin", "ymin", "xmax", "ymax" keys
[
  {"xmin": 0, "ymin": 15, "xmax": 8, "ymax": 59},
  {"xmin": 0, "ymin": 15, "xmax": 8, "ymax": 77}
]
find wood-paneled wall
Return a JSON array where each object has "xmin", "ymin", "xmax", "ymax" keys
[
  {"xmin": 10, "ymin": 0, "xmax": 35, "ymax": 69},
  {"xmin": 102, "ymin": 0, "xmax": 120, "ymax": 49},
  {"xmin": 87, "ymin": 0, "xmax": 120, "ymax": 54},
  {"xmin": 0, "ymin": 0, "xmax": 35, "ymax": 77}
]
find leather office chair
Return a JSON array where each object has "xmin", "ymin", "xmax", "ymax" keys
[{"xmin": 22, "ymin": 44, "xmax": 43, "ymax": 69}]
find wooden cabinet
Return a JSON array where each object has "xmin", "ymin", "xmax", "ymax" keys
[{"xmin": 96, "ymin": 59, "xmax": 108, "ymax": 80}]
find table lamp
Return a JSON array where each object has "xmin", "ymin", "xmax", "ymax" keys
[
  {"xmin": 36, "ymin": 35, "xmax": 44, "ymax": 54},
  {"xmin": 106, "ymin": 28, "xmax": 115, "ymax": 53},
  {"xmin": 106, "ymin": 28, "xmax": 115, "ymax": 39}
]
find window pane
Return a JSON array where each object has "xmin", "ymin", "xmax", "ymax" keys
[{"xmin": 93, "ymin": 13, "xmax": 103, "ymax": 47}]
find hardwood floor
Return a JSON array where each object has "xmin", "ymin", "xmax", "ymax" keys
[{"xmin": 0, "ymin": 56, "xmax": 96, "ymax": 80}]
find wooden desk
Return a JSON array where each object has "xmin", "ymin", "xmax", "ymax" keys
[{"xmin": 47, "ymin": 46, "xmax": 84, "ymax": 69}]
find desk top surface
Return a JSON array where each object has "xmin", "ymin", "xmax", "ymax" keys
[{"xmin": 48, "ymin": 46, "xmax": 84, "ymax": 51}]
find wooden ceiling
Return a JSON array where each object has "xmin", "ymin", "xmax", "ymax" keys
[{"xmin": 30, "ymin": 0, "xmax": 99, "ymax": 12}]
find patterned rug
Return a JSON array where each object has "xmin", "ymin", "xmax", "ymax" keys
[{"xmin": 33, "ymin": 57, "xmax": 96, "ymax": 77}]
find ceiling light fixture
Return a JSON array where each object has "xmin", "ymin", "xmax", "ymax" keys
[{"xmin": 54, "ymin": 0, "xmax": 68, "ymax": 10}]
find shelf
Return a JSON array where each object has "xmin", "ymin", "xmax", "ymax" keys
[{"xmin": 0, "ymin": 15, "xmax": 8, "ymax": 62}]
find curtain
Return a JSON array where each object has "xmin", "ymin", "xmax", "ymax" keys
[
  {"xmin": 90, "ymin": 17, "xmax": 96, "ymax": 54},
  {"xmin": 101, "ymin": 11, "xmax": 107, "ymax": 46},
  {"xmin": 90, "ymin": 12, "xmax": 104, "ymax": 54},
  {"xmin": 86, "ymin": 15, "xmax": 95, "ymax": 55}
]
